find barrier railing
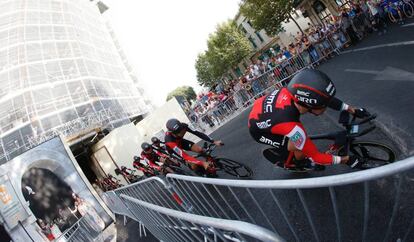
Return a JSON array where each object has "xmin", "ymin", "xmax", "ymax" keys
[
  {"xmin": 193, "ymin": 32, "xmax": 349, "ymax": 131},
  {"xmin": 166, "ymin": 157, "xmax": 414, "ymax": 242},
  {"xmin": 103, "ymin": 176, "xmax": 283, "ymax": 241},
  {"xmin": 119, "ymin": 194, "xmax": 284, "ymax": 242},
  {"xmin": 55, "ymin": 216, "xmax": 103, "ymax": 242}
]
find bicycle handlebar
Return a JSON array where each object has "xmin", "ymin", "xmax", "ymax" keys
[{"xmin": 351, "ymin": 113, "xmax": 377, "ymax": 126}]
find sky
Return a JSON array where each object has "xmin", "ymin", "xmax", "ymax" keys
[{"xmin": 105, "ymin": 0, "xmax": 242, "ymax": 107}]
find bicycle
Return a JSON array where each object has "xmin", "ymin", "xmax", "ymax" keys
[
  {"xmin": 263, "ymin": 111, "xmax": 396, "ymax": 172},
  {"xmin": 195, "ymin": 142, "xmax": 253, "ymax": 178},
  {"xmin": 402, "ymin": 0, "xmax": 414, "ymax": 17}
]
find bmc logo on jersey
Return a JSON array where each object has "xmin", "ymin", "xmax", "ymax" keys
[
  {"xmin": 295, "ymin": 95, "xmax": 317, "ymax": 104},
  {"xmin": 256, "ymin": 119, "xmax": 271, "ymax": 129},
  {"xmin": 259, "ymin": 136, "xmax": 280, "ymax": 147},
  {"xmin": 264, "ymin": 90, "xmax": 279, "ymax": 113}
]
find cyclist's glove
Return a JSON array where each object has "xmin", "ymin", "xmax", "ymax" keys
[
  {"xmin": 346, "ymin": 155, "xmax": 363, "ymax": 169},
  {"xmin": 354, "ymin": 108, "xmax": 370, "ymax": 118}
]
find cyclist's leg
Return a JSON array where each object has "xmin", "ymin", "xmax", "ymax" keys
[
  {"xmin": 249, "ymin": 127, "xmax": 290, "ymax": 167},
  {"xmin": 173, "ymin": 140, "xmax": 210, "ymax": 170}
]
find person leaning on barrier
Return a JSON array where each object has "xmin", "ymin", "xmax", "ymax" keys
[{"xmin": 248, "ymin": 68, "xmax": 370, "ymax": 169}]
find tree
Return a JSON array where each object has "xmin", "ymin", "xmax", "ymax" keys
[
  {"xmin": 166, "ymin": 86, "xmax": 197, "ymax": 102},
  {"xmin": 195, "ymin": 20, "xmax": 253, "ymax": 87},
  {"xmin": 240, "ymin": 0, "xmax": 303, "ymax": 37}
]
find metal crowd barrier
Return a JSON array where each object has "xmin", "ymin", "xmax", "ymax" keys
[
  {"xmin": 55, "ymin": 216, "xmax": 103, "ymax": 242},
  {"xmin": 166, "ymin": 157, "xmax": 414, "ymax": 242},
  {"xmin": 192, "ymin": 30, "xmax": 349, "ymax": 131},
  {"xmin": 103, "ymin": 177, "xmax": 283, "ymax": 241},
  {"xmin": 119, "ymin": 194, "xmax": 283, "ymax": 242}
]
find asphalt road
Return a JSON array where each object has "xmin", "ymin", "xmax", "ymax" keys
[{"xmin": 119, "ymin": 22, "xmax": 414, "ymax": 241}]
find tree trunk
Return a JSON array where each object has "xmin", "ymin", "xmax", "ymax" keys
[{"xmin": 289, "ymin": 13, "xmax": 304, "ymax": 35}]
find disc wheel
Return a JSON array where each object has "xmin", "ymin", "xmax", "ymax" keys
[
  {"xmin": 215, "ymin": 158, "xmax": 253, "ymax": 178},
  {"xmin": 338, "ymin": 141, "xmax": 396, "ymax": 169}
]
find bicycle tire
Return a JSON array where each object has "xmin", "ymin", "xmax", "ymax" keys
[
  {"xmin": 215, "ymin": 158, "xmax": 253, "ymax": 178},
  {"xmin": 388, "ymin": 11, "xmax": 398, "ymax": 23},
  {"xmin": 403, "ymin": 2, "xmax": 414, "ymax": 17},
  {"xmin": 337, "ymin": 141, "xmax": 396, "ymax": 169}
]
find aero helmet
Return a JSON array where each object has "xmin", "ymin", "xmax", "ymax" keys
[
  {"xmin": 141, "ymin": 142, "xmax": 152, "ymax": 152},
  {"xmin": 287, "ymin": 69, "xmax": 336, "ymax": 109},
  {"xmin": 166, "ymin": 118, "xmax": 183, "ymax": 133}
]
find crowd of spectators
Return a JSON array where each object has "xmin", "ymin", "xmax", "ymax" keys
[
  {"xmin": 35, "ymin": 193, "xmax": 104, "ymax": 241},
  {"xmin": 190, "ymin": 0, "xmax": 401, "ymax": 128}
]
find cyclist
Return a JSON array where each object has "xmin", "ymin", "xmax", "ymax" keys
[
  {"xmin": 164, "ymin": 118, "xmax": 223, "ymax": 173},
  {"xmin": 248, "ymin": 68, "xmax": 369, "ymax": 169},
  {"xmin": 116, "ymin": 166, "xmax": 138, "ymax": 183},
  {"xmin": 132, "ymin": 155, "xmax": 157, "ymax": 177},
  {"xmin": 140, "ymin": 142, "xmax": 175, "ymax": 174},
  {"xmin": 151, "ymin": 136, "xmax": 166, "ymax": 152}
]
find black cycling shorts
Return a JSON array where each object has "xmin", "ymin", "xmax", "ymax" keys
[
  {"xmin": 181, "ymin": 139, "xmax": 195, "ymax": 151},
  {"xmin": 249, "ymin": 128, "xmax": 289, "ymax": 162}
]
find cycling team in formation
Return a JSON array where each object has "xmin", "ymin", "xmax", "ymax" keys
[{"xmin": 103, "ymin": 68, "xmax": 372, "ymax": 190}]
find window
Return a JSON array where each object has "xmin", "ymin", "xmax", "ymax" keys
[
  {"xmin": 313, "ymin": 0, "xmax": 332, "ymax": 21},
  {"xmin": 255, "ymin": 31, "xmax": 264, "ymax": 42},
  {"xmin": 248, "ymin": 37, "xmax": 257, "ymax": 48},
  {"xmin": 240, "ymin": 26, "xmax": 248, "ymax": 35}
]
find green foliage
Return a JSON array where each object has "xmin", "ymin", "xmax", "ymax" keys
[
  {"xmin": 166, "ymin": 86, "xmax": 197, "ymax": 102},
  {"xmin": 195, "ymin": 20, "xmax": 253, "ymax": 87},
  {"xmin": 240, "ymin": 0, "xmax": 296, "ymax": 36}
]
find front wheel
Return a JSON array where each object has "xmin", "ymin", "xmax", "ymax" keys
[
  {"xmin": 403, "ymin": 2, "xmax": 414, "ymax": 17},
  {"xmin": 338, "ymin": 141, "xmax": 396, "ymax": 169},
  {"xmin": 215, "ymin": 158, "xmax": 253, "ymax": 178}
]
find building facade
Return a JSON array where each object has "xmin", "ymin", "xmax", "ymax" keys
[
  {"xmin": 297, "ymin": 0, "xmax": 352, "ymax": 25},
  {"xmin": 230, "ymin": 11, "xmax": 311, "ymax": 79},
  {"xmin": 0, "ymin": 0, "xmax": 151, "ymax": 163}
]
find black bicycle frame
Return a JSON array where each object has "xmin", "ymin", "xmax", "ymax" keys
[{"xmin": 310, "ymin": 111, "xmax": 377, "ymax": 156}]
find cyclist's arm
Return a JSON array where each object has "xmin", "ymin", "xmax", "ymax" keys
[
  {"xmin": 272, "ymin": 122, "xmax": 341, "ymax": 165},
  {"xmin": 186, "ymin": 126, "xmax": 215, "ymax": 143},
  {"xmin": 328, "ymin": 97, "xmax": 361, "ymax": 114},
  {"xmin": 328, "ymin": 97, "xmax": 350, "ymax": 111}
]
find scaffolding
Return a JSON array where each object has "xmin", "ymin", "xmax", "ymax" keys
[{"xmin": 0, "ymin": 0, "xmax": 151, "ymax": 163}]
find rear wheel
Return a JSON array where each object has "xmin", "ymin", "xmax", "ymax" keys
[
  {"xmin": 215, "ymin": 158, "xmax": 253, "ymax": 178},
  {"xmin": 338, "ymin": 141, "xmax": 396, "ymax": 169},
  {"xmin": 388, "ymin": 11, "xmax": 398, "ymax": 23},
  {"xmin": 403, "ymin": 2, "xmax": 414, "ymax": 17}
]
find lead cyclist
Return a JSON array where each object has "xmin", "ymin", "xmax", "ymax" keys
[{"xmin": 248, "ymin": 69, "xmax": 370, "ymax": 169}]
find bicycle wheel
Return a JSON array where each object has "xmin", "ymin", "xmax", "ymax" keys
[
  {"xmin": 403, "ymin": 2, "xmax": 414, "ymax": 17},
  {"xmin": 338, "ymin": 141, "xmax": 396, "ymax": 169},
  {"xmin": 215, "ymin": 158, "xmax": 253, "ymax": 178},
  {"xmin": 388, "ymin": 11, "xmax": 397, "ymax": 23}
]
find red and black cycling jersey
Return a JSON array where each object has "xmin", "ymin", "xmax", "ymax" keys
[
  {"xmin": 140, "ymin": 150, "xmax": 167, "ymax": 170},
  {"xmin": 248, "ymin": 87, "xmax": 348, "ymax": 165},
  {"xmin": 164, "ymin": 123, "xmax": 214, "ymax": 166}
]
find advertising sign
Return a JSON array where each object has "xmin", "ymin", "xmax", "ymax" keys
[{"xmin": 0, "ymin": 175, "xmax": 30, "ymax": 229}]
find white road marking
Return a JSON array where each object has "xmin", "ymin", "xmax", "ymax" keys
[
  {"xmin": 402, "ymin": 23, "xmax": 414, "ymax": 27},
  {"xmin": 342, "ymin": 41, "xmax": 414, "ymax": 54},
  {"xmin": 345, "ymin": 66, "xmax": 414, "ymax": 81}
]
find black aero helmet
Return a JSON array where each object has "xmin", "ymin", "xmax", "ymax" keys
[
  {"xmin": 141, "ymin": 142, "xmax": 152, "ymax": 152},
  {"xmin": 287, "ymin": 69, "xmax": 336, "ymax": 109},
  {"xmin": 151, "ymin": 136, "xmax": 160, "ymax": 144},
  {"xmin": 166, "ymin": 118, "xmax": 183, "ymax": 133},
  {"xmin": 133, "ymin": 155, "xmax": 140, "ymax": 161}
]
